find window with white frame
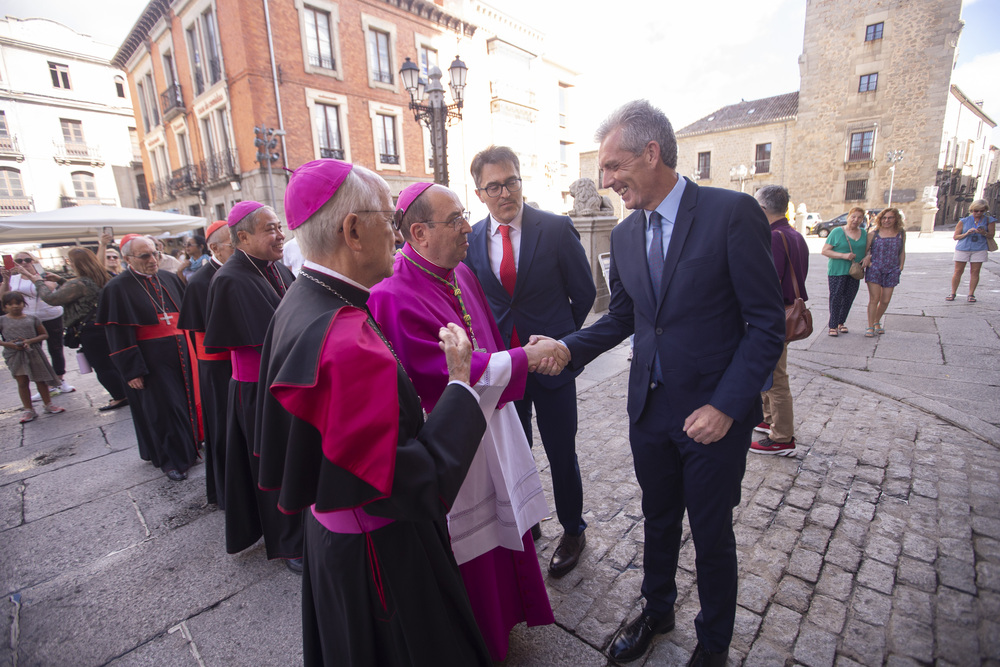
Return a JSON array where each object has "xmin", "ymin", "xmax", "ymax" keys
[
  {"xmin": 48, "ymin": 62, "xmax": 71, "ymax": 89},
  {"xmin": 60, "ymin": 119, "xmax": 86, "ymax": 156},
  {"xmin": 187, "ymin": 7, "xmax": 223, "ymax": 96},
  {"xmin": 368, "ymin": 103, "xmax": 404, "ymax": 170},
  {"xmin": 115, "ymin": 76, "xmax": 126, "ymax": 98},
  {"xmin": 295, "ymin": 0, "xmax": 343, "ymax": 79},
  {"xmin": 419, "ymin": 45, "xmax": 438, "ymax": 79},
  {"xmin": 71, "ymin": 171, "xmax": 98, "ymax": 201},
  {"xmin": 361, "ymin": 14, "xmax": 397, "ymax": 91},
  {"xmin": 0, "ymin": 167, "xmax": 25, "ymax": 197},
  {"xmin": 315, "ymin": 103, "xmax": 344, "ymax": 159}
]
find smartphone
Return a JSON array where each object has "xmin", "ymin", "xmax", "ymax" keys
[
  {"xmin": 103, "ymin": 226, "xmax": 114, "ymax": 238},
  {"xmin": 2, "ymin": 255, "xmax": 13, "ymax": 270}
]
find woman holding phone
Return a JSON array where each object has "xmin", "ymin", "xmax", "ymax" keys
[{"xmin": 1, "ymin": 251, "xmax": 75, "ymax": 395}]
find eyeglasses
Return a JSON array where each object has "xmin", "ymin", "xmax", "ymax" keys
[
  {"xmin": 419, "ymin": 211, "xmax": 471, "ymax": 231},
  {"xmin": 127, "ymin": 251, "xmax": 161, "ymax": 261},
  {"xmin": 13, "ymin": 258, "xmax": 33, "ymax": 264},
  {"xmin": 105, "ymin": 255, "xmax": 120, "ymax": 260},
  {"xmin": 478, "ymin": 178, "xmax": 522, "ymax": 198},
  {"xmin": 358, "ymin": 210, "xmax": 403, "ymax": 231}
]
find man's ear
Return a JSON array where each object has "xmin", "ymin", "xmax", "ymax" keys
[
  {"xmin": 645, "ymin": 140, "xmax": 661, "ymax": 167},
  {"xmin": 341, "ymin": 213, "xmax": 363, "ymax": 252},
  {"xmin": 475, "ymin": 187, "xmax": 487, "ymax": 205},
  {"xmin": 408, "ymin": 222, "xmax": 429, "ymax": 247}
]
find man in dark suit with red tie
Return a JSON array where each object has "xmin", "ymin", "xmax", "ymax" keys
[
  {"xmin": 464, "ymin": 145, "xmax": 597, "ymax": 577},
  {"xmin": 554, "ymin": 101, "xmax": 785, "ymax": 666}
]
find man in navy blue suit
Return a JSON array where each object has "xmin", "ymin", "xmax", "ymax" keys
[
  {"xmin": 464, "ymin": 145, "xmax": 597, "ymax": 578},
  {"xmin": 552, "ymin": 101, "xmax": 785, "ymax": 665}
]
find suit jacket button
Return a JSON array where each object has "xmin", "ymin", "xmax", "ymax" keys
[
  {"xmin": 655, "ymin": 327, "xmax": 663, "ymax": 335},
  {"xmin": 650, "ymin": 382, "xmax": 656, "ymax": 389}
]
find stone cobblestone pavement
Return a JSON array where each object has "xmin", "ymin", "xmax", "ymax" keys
[{"xmin": 2, "ymin": 234, "xmax": 998, "ymax": 666}]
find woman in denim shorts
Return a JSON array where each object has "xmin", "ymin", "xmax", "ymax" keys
[
  {"xmin": 862, "ymin": 208, "xmax": 905, "ymax": 337},
  {"xmin": 947, "ymin": 199, "xmax": 995, "ymax": 303}
]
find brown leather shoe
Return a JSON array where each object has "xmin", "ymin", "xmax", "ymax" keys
[{"xmin": 548, "ymin": 530, "xmax": 585, "ymax": 577}]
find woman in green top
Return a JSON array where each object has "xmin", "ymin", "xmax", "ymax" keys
[{"xmin": 820, "ymin": 207, "xmax": 868, "ymax": 336}]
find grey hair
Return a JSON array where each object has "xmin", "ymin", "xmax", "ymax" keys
[
  {"xmin": 206, "ymin": 224, "xmax": 230, "ymax": 250},
  {"xmin": 230, "ymin": 205, "xmax": 277, "ymax": 247},
  {"xmin": 595, "ymin": 99, "xmax": 677, "ymax": 169},
  {"xmin": 295, "ymin": 166, "xmax": 387, "ymax": 261},
  {"xmin": 755, "ymin": 185, "xmax": 790, "ymax": 215},
  {"xmin": 121, "ymin": 236, "xmax": 152, "ymax": 257}
]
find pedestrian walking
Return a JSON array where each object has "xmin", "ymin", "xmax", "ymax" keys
[
  {"xmin": 947, "ymin": 199, "xmax": 995, "ymax": 303},
  {"xmin": 863, "ymin": 208, "xmax": 905, "ymax": 336},
  {"xmin": 1, "ymin": 291, "xmax": 66, "ymax": 423},
  {"xmin": 821, "ymin": 207, "xmax": 867, "ymax": 336}
]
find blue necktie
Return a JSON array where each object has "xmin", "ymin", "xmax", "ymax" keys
[
  {"xmin": 647, "ymin": 211, "xmax": 664, "ymax": 383},
  {"xmin": 648, "ymin": 211, "xmax": 664, "ymax": 295}
]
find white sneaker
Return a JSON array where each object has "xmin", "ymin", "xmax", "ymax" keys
[
  {"xmin": 30, "ymin": 392, "xmax": 42, "ymax": 402},
  {"xmin": 59, "ymin": 382, "xmax": 76, "ymax": 393}
]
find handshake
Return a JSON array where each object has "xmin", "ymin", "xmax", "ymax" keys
[{"xmin": 524, "ymin": 335, "xmax": 571, "ymax": 376}]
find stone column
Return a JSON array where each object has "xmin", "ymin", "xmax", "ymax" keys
[{"xmin": 569, "ymin": 214, "xmax": 618, "ymax": 312}]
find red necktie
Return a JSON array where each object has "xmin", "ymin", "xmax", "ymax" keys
[{"xmin": 498, "ymin": 224, "xmax": 520, "ymax": 347}]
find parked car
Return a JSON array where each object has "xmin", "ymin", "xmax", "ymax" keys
[
  {"xmin": 810, "ymin": 209, "xmax": 882, "ymax": 237},
  {"xmin": 802, "ymin": 212, "xmax": 823, "ymax": 230}
]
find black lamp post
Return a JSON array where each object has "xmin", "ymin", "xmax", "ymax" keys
[{"xmin": 399, "ymin": 55, "xmax": 467, "ymax": 186}]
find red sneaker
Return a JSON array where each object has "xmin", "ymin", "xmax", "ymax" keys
[
  {"xmin": 753, "ymin": 422, "xmax": 772, "ymax": 434},
  {"xmin": 750, "ymin": 436, "xmax": 796, "ymax": 456}
]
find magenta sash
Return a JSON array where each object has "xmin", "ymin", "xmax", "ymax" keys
[
  {"xmin": 311, "ymin": 505, "xmax": 395, "ymax": 534},
  {"xmin": 231, "ymin": 347, "xmax": 261, "ymax": 382}
]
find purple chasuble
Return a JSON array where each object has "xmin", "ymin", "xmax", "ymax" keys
[{"xmin": 369, "ymin": 243, "xmax": 528, "ymax": 412}]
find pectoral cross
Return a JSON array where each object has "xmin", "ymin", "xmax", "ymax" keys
[{"xmin": 159, "ymin": 312, "xmax": 173, "ymax": 326}]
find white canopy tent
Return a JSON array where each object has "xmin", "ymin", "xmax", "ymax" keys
[{"xmin": 0, "ymin": 206, "xmax": 206, "ymax": 246}]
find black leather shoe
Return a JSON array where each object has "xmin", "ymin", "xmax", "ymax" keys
[
  {"xmin": 548, "ymin": 531, "xmax": 585, "ymax": 577},
  {"xmin": 285, "ymin": 557, "xmax": 304, "ymax": 575},
  {"xmin": 608, "ymin": 608, "xmax": 675, "ymax": 662},
  {"xmin": 98, "ymin": 398, "xmax": 129, "ymax": 411},
  {"xmin": 165, "ymin": 469, "xmax": 186, "ymax": 482},
  {"xmin": 531, "ymin": 523, "xmax": 542, "ymax": 541},
  {"xmin": 687, "ymin": 642, "xmax": 728, "ymax": 667}
]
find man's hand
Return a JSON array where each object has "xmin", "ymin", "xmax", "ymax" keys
[
  {"xmin": 683, "ymin": 404, "xmax": 733, "ymax": 444},
  {"xmin": 439, "ymin": 322, "xmax": 472, "ymax": 384},
  {"xmin": 525, "ymin": 335, "xmax": 570, "ymax": 375},
  {"xmin": 100, "ymin": 231, "xmax": 113, "ymax": 246},
  {"xmin": 128, "ymin": 376, "xmax": 145, "ymax": 390}
]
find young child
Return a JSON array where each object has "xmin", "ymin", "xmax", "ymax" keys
[{"xmin": 1, "ymin": 291, "xmax": 66, "ymax": 423}]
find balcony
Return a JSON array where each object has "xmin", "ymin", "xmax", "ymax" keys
[
  {"xmin": 308, "ymin": 52, "xmax": 335, "ymax": 70},
  {"xmin": 380, "ymin": 153, "xmax": 400, "ymax": 165},
  {"xmin": 59, "ymin": 195, "xmax": 117, "ymax": 208},
  {"xmin": 148, "ymin": 179, "xmax": 174, "ymax": 204},
  {"xmin": 0, "ymin": 134, "xmax": 25, "ymax": 162},
  {"xmin": 54, "ymin": 142, "xmax": 105, "ymax": 167},
  {"xmin": 200, "ymin": 148, "xmax": 238, "ymax": 184},
  {"xmin": 160, "ymin": 83, "xmax": 184, "ymax": 122},
  {"xmin": 755, "ymin": 159, "xmax": 771, "ymax": 174},
  {"xmin": 320, "ymin": 147, "xmax": 344, "ymax": 160},
  {"xmin": 170, "ymin": 164, "xmax": 201, "ymax": 194},
  {"xmin": 0, "ymin": 195, "xmax": 34, "ymax": 215}
]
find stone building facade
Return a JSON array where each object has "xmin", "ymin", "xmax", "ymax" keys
[
  {"xmin": 676, "ymin": 0, "xmax": 993, "ymax": 231},
  {"xmin": 114, "ymin": 0, "xmax": 477, "ymax": 220},
  {"xmin": 0, "ymin": 17, "xmax": 141, "ymax": 217}
]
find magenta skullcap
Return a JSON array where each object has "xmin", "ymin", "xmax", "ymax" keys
[
  {"xmin": 396, "ymin": 182, "xmax": 435, "ymax": 216},
  {"xmin": 284, "ymin": 159, "xmax": 354, "ymax": 230},
  {"xmin": 228, "ymin": 201, "xmax": 265, "ymax": 228}
]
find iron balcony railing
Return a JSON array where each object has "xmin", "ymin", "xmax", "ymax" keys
[
  {"xmin": 380, "ymin": 153, "xmax": 400, "ymax": 165},
  {"xmin": 161, "ymin": 83, "xmax": 184, "ymax": 120},
  {"xmin": 54, "ymin": 142, "xmax": 103, "ymax": 165},
  {"xmin": 200, "ymin": 148, "xmax": 238, "ymax": 184},
  {"xmin": 320, "ymin": 147, "xmax": 344, "ymax": 160},
  {"xmin": 170, "ymin": 164, "xmax": 201, "ymax": 193},
  {"xmin": 0, "ymin": 195, "xmax": 34, "ymax": 215},
  {"xmin": 148, "ymin": 179, "xmax": 173, "ymax": 204}
]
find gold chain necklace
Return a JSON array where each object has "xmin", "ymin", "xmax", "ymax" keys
[
  {"xmin": 239, "ymin": 249, "xmax": 285, "ymax": 296},
  {"xmin": 400, "ymin": 253, "xmax": 483, "ymax": 352},
  {"xmin": 298, "ymin": 270, "xmax": 407, "ymax": 373},
  {"xmin": 129, "ymin": 268, "xmax": 174, "ymax": 326}
]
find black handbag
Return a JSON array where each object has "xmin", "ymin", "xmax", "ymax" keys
[{"xmin": 64, "ymin": 306, "xmax": 96, "ymax": 349}]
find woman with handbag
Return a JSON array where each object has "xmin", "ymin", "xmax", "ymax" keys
[
  {"xmin": 947, "ymin": 199, "xmax": 995, "ymax": 303},
  {"xmin": 821, "ymin": 207, "xmax": 868, "ymax": 337},
  {"xmin": 862, "ymin": 208, "xmax": 905, "ymax": 337},
  {"xmin": 17, "ymin": 247, "xmax": 129, "ymax": 411}
]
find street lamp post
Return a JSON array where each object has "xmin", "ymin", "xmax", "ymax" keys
[
  {"xmin": 254, "ymin": 125, "xmax": 285, "ymax": 210},
  {"xmin": 885, "ymin": 149, "xmax": 904, "ymax": 207},
  {"xmin": 399, "ymin": 56, "xmax": 467, "ymax": 186},
  {"xmin": 729, "ymin": 163, "xmax": 756, "ymax": 193}
]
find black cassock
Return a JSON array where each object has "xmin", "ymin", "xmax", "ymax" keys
[
  {"xmin": 256, "ymin": 269, "xmax": 491, "ymax": 666},
  {"xmin": 178, "ymin": 259, "xmax": 231, "ymax": 506},
  {"xmin": 204, "ymin": 250, "xmax": 301, "ymax": 558},
  {"xmin": 97, "ymin": 269, "xmax": 198, "ymax": 475}
]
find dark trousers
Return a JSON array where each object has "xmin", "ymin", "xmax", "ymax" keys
[
  {"xmin": 629, "ymin": 385, "xmax": 751, "ymax": 653},
  {"xmin": 827, "ymin": 274, "xmax": 861, "ymax": 329},
  {"xmin": 80, "ymin": 324, "xmax": 127, "ymax": 401},
  {"xmin": 41, "ymin": 315, "xmax": 66, "ymax": 379},
  {"xmin": 514, "ymin": 374, "xmax": 585, "ymax": 536}
]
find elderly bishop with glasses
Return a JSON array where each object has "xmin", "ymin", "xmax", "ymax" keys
[{"xmin": 96, "ymin": 234, "xmax": 199, "ymax": 482}]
